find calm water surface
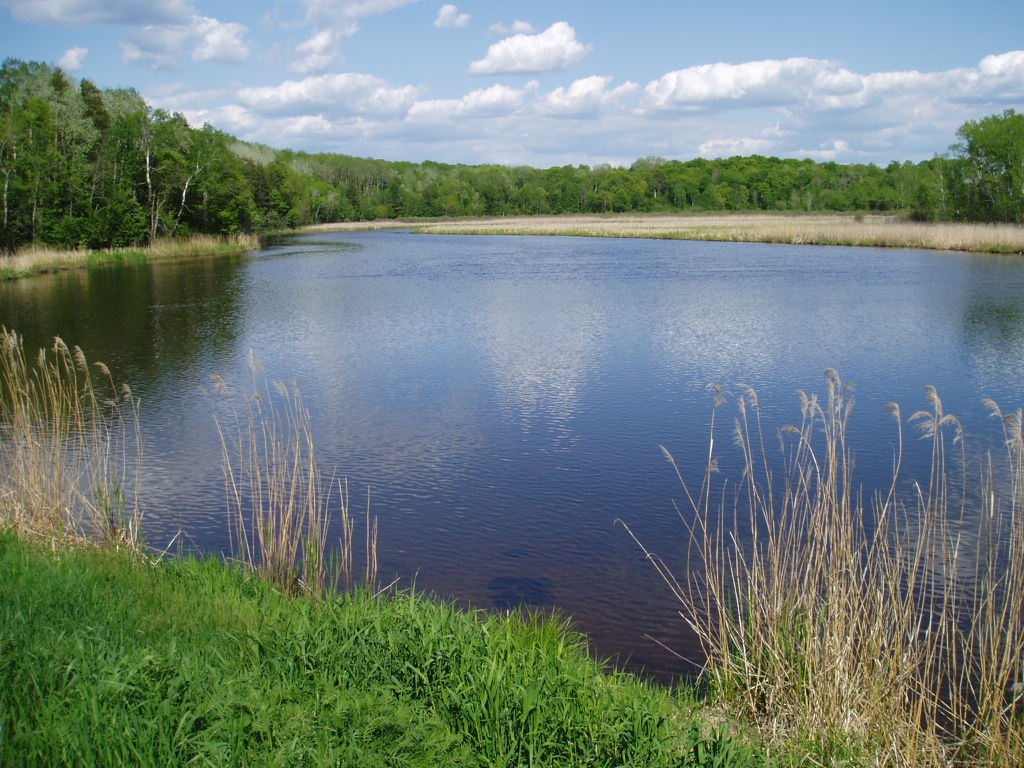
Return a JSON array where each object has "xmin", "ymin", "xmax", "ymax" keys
[{"xmin": 3, "ymin": 230, "xmax": 1024, "ymax": 680}]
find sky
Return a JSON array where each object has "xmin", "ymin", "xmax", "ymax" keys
[{"xmin": 2, "ymin": 0, "xmax": 1023, "ymax": 168}]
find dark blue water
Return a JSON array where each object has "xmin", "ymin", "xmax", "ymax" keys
[{"xmin": 3, "ymin": 230, "xmax": 1023, "ymax": 680}]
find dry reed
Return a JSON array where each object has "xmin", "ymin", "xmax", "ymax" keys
[
  {"xmin": 1, "ymin": 234, "xmax": 259, "ymax": 280},
  {"xmin": 0, "ymin": 328, "xmax": 143, "ymax": 549},
  {"xmin": 415, "ymin": 214, "xmax": 1024, "ymax": 254},
  {"xmin": 626, "ymin": 371, "xmax": 1024, "ymax": 766},
  {"xmin": 213, "ymin": 354, "xmax": 377, "ymax": 595}
]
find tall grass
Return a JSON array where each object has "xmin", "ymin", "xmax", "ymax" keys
[
  {"xmin": 0, "ymin": 234, "xmax": 259, "ymax": 281},
  {"xmin": 0, "ymin": 327, "xmax": 142, "ymax": 548},
  {"xmin": 628, "ymin": 371, "xmax": 1024, "ymax": 766},
  {"xmin": 212, "ymin": 354, "xmax": 377, "ymax": 595},
  {"xmin": 418, "ymin": 213, "xmax": 1024, "ymax": 254}
]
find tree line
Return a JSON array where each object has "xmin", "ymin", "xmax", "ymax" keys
[{"xmin": 1, "ymin": 58, "xmax": 1021, "ymax": 253}]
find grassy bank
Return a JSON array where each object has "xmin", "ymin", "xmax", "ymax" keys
[
  {"xmin": 1, "ymin": 532, "xmax": 761, "ymax": 768},
  {"xmin": 0, "ymin": 330, "xmax": 768, "ymax": 767},
  {"xmin": 413, "ymin": 213, "xmax": 1024, "ymax": 254},
  {"xmin": 0, "ymin": 234, "xmax": 260, "ymax": 281}
]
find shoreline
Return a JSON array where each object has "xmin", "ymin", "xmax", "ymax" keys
[
  {"xmin": 5, "ymin": 214, "xmax": 1022, "ymax": 285},
  {"xmin": 305, "ymin": 213, "xmax": 1024, "ymax": 255},
  {"xmin": 0, "ymin": 233, "xmax": 260, "ymax": 282}
]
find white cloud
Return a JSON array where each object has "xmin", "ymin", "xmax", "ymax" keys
[
  {"xmin": 192, "ymin": 16, "xmax": 250, "ymax": 63},
  {"xmin": 151, "ymin": 48, "xmax": 1024, "ymax": 169},
  {"xmin": 644, "ymin": 52, "xmax": 1024, "ymax": 117},
  {"xmin": 58, "ymin": 46, "xmax": 89, "ymax": 71},
  {"xmin": 794, "ymin": 139, "xmax": 857, "ymax": 161},
  {"xmin": 645, "ymin": 57, "xmax": 861, "ymax": 109},
  {"xmin": 180, "ymin": 103, "xmax": 259, "ymax": 133},
  {"xmin": 291, "ymin": 28, "xmax": 347, "ymax": 74},
  {"xmin": 489, "ymin": 20, "xmax": 536, "ymax": 35},
  {"xmin": 536, "ymin": 76, "xmax": 639, "ymax": 116},
  {"xmin": 121, "ymin": 24, "xmax": 192, "ymax": 70},
  {"xmin": 469, "ymin": 21, "xmax": 592, "ymax": 75},
  {"xmin": 434, "ymin": 4, "xmax": 468, "ymax": 28},
  {"xmin": 408, "ymin": 82, "xmax": 534, "ymax": 121},
  {"xmin": 979, "ymin": 50, "xmax": 1024, "ymax": 77},
  {"xmin": 697, "ymin": 136, "xmax": 778, "ymax": 157},
  {"xmin": 291, "ymin": 0, "xmax": 419, "ymax": 74},
  {"xmin": 238, "ymin": 73, "xmax": 422, "ymax": 117},
  {"xmin": 5, "ymin": 0, "xmax": 195, "ymax": 26},
  {"xmin": 281, "ymin": 114, "xmax": 334, "ymax": 135},
  {"xmin": 121, "ymin": 15, "xmax": 251, "ymax": 69}
]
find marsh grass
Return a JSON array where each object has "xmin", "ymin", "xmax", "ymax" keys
[
  {"xmin": 417, "ymin": 214, "xmax": 1024, "ymax": 254},
  {"xmin": 627, "ymin": 371, "xmax": 1024, "ymax": 766},
  {"xmin": 212, "ymin": 354, "xmax": 377, "ymax": 595},
  {"xmin": 0, "ymin": 327, "xmax": 142, "ymax": 549},
  {"xmin": 0, "ymin": 234, "xmax": 259, "ymax": 281}
]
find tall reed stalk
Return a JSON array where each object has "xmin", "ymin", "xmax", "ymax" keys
[
  {"xmin": 628, "ymin": 371, "xmax": 1024, "ymax": 766},
  {"xmin": 213, "ymin": 355, "xmax": 377, "ymax": 595},
  {"xmin": 0, "ymin": 328, "xmax": 142, "ymax": 548}
]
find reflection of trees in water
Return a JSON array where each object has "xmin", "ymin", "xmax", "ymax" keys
[
  {"xmin": 0, "ymin": 255, "xmax": 250, "ymax": 554},
  {"xmin": 0, "ymin": 254, "xmax": 246, "ymax": 392},
  {"xmin": 960, "ymin": 254, "xmax": 1024, "ymax": 385}
]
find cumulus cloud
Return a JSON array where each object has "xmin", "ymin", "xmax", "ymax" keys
[
  {"xmin": 979, "ymin": 50, "xmax": 1024, "ymax": 76},
  {"xmin": 291, "ymin": 28, "xmax": 348, "ymax": 74},
  {"xmin": 697, "ymin": 136, "xmax": 778, "ymax": 157},
  {"xmin": 4, "ymin": 0, "xmax": 195, "ymax": 26},
  {"xmin": 795, "ymin": 139, "xmax": 857, "ymax": 161},
  {"xmin": 644, "ymin": 57, "xmax": 861, "ymax": 109},
  {"xmin": 58, "ymin": 46, "xmax": 89, "ymax": 71},
  {"xmin": 408, "ymin": 82, "xmax": 536, "ymax": 121},
  {"xmin": 153, "ymin": 47, "xmax": 1024, "ymax": 169},
  {"xmin": 290, "ymin": 0, "xmax": 420, "ymax": 74},
  {"xmin": 121, "ymin": 24, "xmax": 192, "ymax": 70},
  {"xmin": 121, "ymin": 15, "xmax": 251, "ymax": 69},
  {"xmin": 192, "ymin": 16, "xmax": 250, "ymax": 63},
  {"xmin": 643, "ymin": 52, "xmax": 1024, "ymax": 116},
  {"xmin": 536, "ymin": 75, "xmax": 639, "ymax": 116},
  {"xmin": 238, "ymin": 72, "xmax": 422, "ymax": 116},
  {"xmin": 469, "ymin": 21, "xmax": 592, "ymax": 75},
  {"xmin": 434, "ymin": 4, "xmax": 468, "ymax": 28}
]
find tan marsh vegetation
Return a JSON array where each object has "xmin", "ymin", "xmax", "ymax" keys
[
  {"xmin": 0, "ymin": 233, "xmax": 259, "ymax": 281},
  {"xmin": 414, "ymin": 213, "xmax": 1024, "ymax": 254},
  {"xmin": 625, "ymin": 372, "xmax": 1024, "ymax": 766}
]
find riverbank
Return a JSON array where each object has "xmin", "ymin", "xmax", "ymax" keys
[
  {"xmin": 2, "ymin": 531, "xmax": 758, "ymax": 767},
  {"xmin": 0, "ymin": 234, "xmax": 260, "ymax": 281},
  {"xmin": 0, "ymin": 329, "xmax": 764, "ymax": 766},
  {"xmin": 303, "ymin": 213, "xmax": 1024, "ymax": 254}
]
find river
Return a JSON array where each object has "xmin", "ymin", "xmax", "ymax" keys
[{"xmin": 3, "ymin": 230, "xmax": 1023, "ymax": 680}]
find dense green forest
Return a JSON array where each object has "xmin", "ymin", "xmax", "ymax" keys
[{"xmin": 1, "ymin": 58, "xmax": 1021, "ymax": 252}]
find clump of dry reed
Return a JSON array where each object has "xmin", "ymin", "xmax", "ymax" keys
[
  {"xmin": 1, "ymin": 234, "xmax": 259, "ymax": 280},
  {"xmin": 419, "ymin": 214, "xmax": 1024, "ymax": 254},
  {"xmin": 0, "ymin": 328, "xmax": 143, "ymax": 549},
  {"xmin": 213, "ymin": 354, "xmax": 377, "ymax": 595},
  {"xmin": 627, "ymin": 371, "xmax": 1024, "ymax": 766}
]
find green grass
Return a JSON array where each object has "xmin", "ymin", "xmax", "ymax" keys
[{"xmin": 0, "ymin": 531, "xmax": 769, "ymax": 768}]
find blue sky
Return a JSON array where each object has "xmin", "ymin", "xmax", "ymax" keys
[{"xmin": 2, "ymin": 0, "xmax": 1022, "ymax": 167}]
